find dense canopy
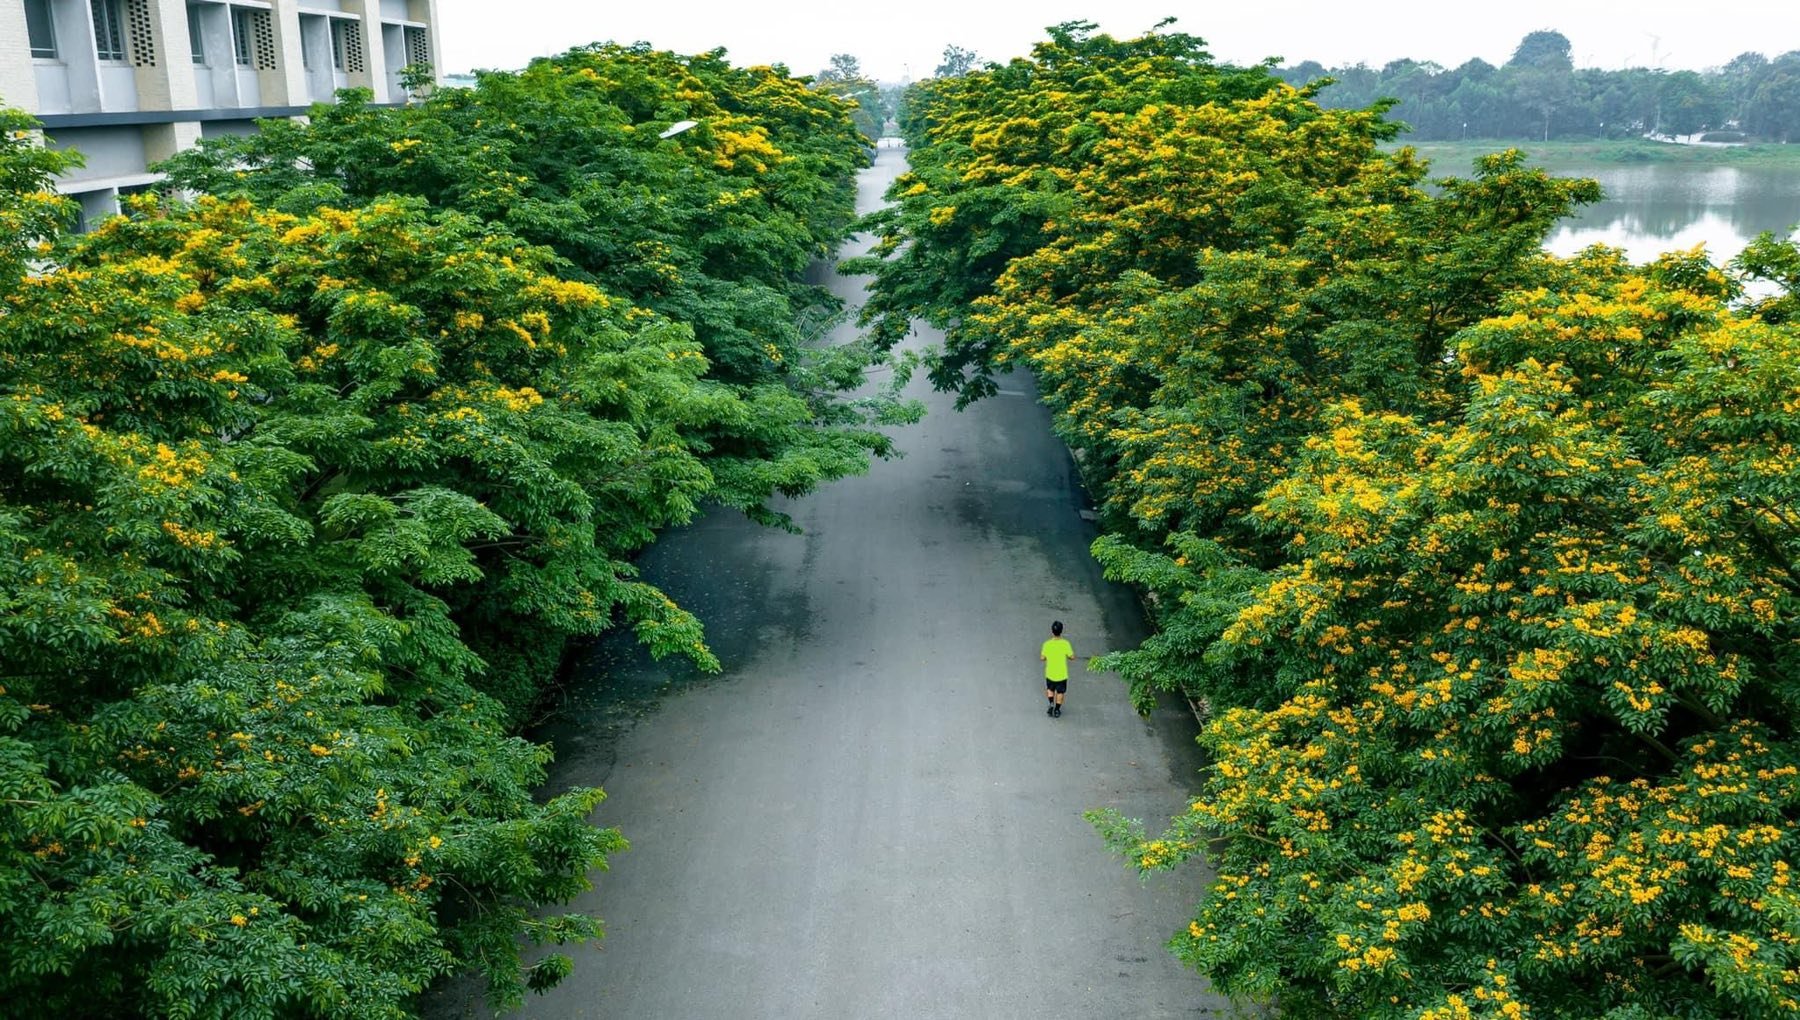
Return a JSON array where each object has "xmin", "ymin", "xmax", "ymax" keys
[
  {"xmin": 0, "ymin": 43, "xmax": 894, "ymax": 1017},
  {"xmin": 860, "ymin": 21, "xmax": 1800, "ymax": 1019}
]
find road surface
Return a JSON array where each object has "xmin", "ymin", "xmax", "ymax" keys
[{"xmin": 431, "ymin": 142, "xmax": 1226, "ymax": 1019}]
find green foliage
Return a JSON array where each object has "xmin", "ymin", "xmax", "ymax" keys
[
  {"xmin": 814, "ymin": 53, "xmax": 886, "ymax": 141},
  {"xmin": 1737, "ymin": 231, "xmax": 1800, "ymax": 324},
  {"xmin": 397, "ymin": 63, "xmax": 434, "ymax": 99},
  {"xmin": 862, "ymin": 19, "xmax": 1800, "ymax": 1019},
  {"xmin": 158, "ymin": 44, "xmax": 911, "ymax": 524},
  {"xmin": 1107, "ymin": 254, "xmax": 1800, "ymax": 1019},
  {"xmin": 846, "ymin": 20, "xmax": 1282, "ymax": 401},
  {"xmin": 934, "ymin": 45, "xmax": 981, "ymax": 79},
  {"xmin": 1, "ymin": 42, "xmax": 893, "ymax": 1017},
  {"xmin": 0, "ymin": 111, "xmax": 81, "ymax": 280},
  {"xmin": 0, "ymin": 186, "xmax": 665, "ymax": 1016},
  {"xmin": 1746, "ymin": 60, "xmax": 1800, "ymax": 141}
]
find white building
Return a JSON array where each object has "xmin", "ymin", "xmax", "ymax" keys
[{"xmin": 2, "ymin": 0, "xmax": 441, "ymax": 227}]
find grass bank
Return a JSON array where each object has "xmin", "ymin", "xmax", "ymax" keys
[{"xmin": 1395, "ymin": 137, "xmax": 1800, "ymax": 172}]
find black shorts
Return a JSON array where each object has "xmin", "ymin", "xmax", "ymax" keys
[{"xmin": 1045, "ymin": 679, "xmax": 1068, "ymax": 694}]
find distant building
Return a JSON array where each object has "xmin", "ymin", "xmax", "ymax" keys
[{"xmin": 1, "ymin": 0, "xmax": 442, "ymax": 227}]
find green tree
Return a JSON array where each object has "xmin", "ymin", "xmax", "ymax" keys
[
  {"xmin": 818, "ymin": 52, "xmax": 865, "ymax": 83},
  {"xmin": 397, "ymin": 61, "xmax": 434, "ymax": 101},
  {"xmin": 1745, "ymin": 54, "xmax": 1800, "ymax": 141},
  {"xmin": 157, "ymin": 45, "xmax": 908, "ymax": 540},
  {"xmin": 1720, "ymin": 52, "xmax": 1771, "ymax": 125},
  {"xmin": 847, "ymin": 19, "xmax": 1282, "ymax": 400},
  {"xmin": 1272, "ymin": 31, "xmax": 1795, "ymax": 142},
  {"xmin": 1660, "ymin": 69, "xmax": 1727, "ymax": 135},
  {"xmin": 1508, "ymin": 29, "xmax": 1574, "ymax": 72},
  {"xmin": 1504, "ymin": 48, "xmax": 1576, "ymax": 142},
  {"xmin": 815, "ymin": 52, "xmax": 886, "ymax": 141},
  {"xmin": 1096, "ymin": 247, "xmax": 1800, "ymax": 1018},
  {"xmin": 0, "ymin": 109, "xmax": 80, "ymax": 269},
  {"xmin": 1, "ymin": 42, "xmax": 905, "ymax": 1017},
  {"xmin": 0, "ymin": 154, "xmax": 674, "ymax": 1018},
  {"xmin": 1737, "ymin": 230, "xmax": 1800, "ymax": 323},
  {"xmin": 934, "ymin": 44, "xmax": 980, "ymax": 78},
  {"xmin": 851, "ymin": 20, "xmax": 1800, "ymax": 1017}
]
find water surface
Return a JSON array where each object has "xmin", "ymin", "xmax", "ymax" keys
[{"xmin": 1540, "ymin": 162, "xmax": 1800, "ymax": 266}]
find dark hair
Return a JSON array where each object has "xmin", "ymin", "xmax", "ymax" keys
[{"xmin": 1051, "ymin": 620, "xmax": 1063, "ymax": 636}]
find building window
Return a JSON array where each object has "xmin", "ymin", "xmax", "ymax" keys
[
  {"xmin": 92, "ymin": 0, "xmax": 127, "ymax": 61},
  {"xmin": 26, "ymin": 0, "xmax": 58, "ymax": 58},
  {"xmin": 230, "ymin": 6, "xmax": 252, "ymax": 66},
  {"xmin": 329, "ymin": 20, "xmax": 351, "ymax": 71},
  {"xmin": 188, "ymin": 4, "xmax": 206, "ymax": 64},
  {"xmin": 126, "ymin": 0, "xmax": 157, "ymax": 67},
  {"xmin": 404, "ymin": 25, "xmax": 429, "ymax": 69},
  {"xmin": 327, "ymin": 19, "xmax": 363, "ymax": 73},
  {"xmin": 227, "ymin": 6, "xmax": 277, "ymax": 70}
]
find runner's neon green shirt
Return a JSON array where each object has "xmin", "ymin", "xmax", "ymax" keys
[{"xmin": 1041, "ymin": 637, "xmax": 1075, "ymax": 681}]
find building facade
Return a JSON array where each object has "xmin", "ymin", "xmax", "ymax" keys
[{"xmin": 2, "ymin": 0, "xmax": 441, "ymax": 226}]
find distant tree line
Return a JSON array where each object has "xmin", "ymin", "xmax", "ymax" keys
[{"xmin": 1277, "ymin": 29, "xmax": 1800, "ymax": 142}]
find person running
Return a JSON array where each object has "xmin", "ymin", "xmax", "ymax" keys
[{"xmin": 1041, "ymin": 621, "xmax": 1079, "ymax": 717}]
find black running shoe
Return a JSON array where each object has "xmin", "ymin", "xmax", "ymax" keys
[
  {"xmin": 1052, "ymin": 704, "xmax": 1062, "ymax": 717},
  {"xmin": 1047, "ymin": 702, "xmax": 1055, "ymax": 716}
]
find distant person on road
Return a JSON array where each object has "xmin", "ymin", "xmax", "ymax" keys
[{"xmin": 1041, "ymin": 621, "xmax": 1079, "ymax": 718}]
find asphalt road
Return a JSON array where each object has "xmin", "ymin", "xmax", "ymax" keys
[{"xmin": 430, "ymin": 143, "xmax": 1226, "ymax": 1019}]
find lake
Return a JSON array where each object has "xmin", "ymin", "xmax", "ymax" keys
[{"xmin": 1538, "ymin": 162, "xmax": 1800, "ymax": 268}]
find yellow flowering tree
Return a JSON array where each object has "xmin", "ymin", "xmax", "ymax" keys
[
  {"xmin": 1097, "ymin": 249, "xmax": 1800, "ymax": 1018},
  {"xmin": 861, "ymin": 20, "xmax": 1800, "ymax": 1018},
  {"xmin": 848, "ymin": 21, "xmax": 1284, "ymax": 400},
  {"xmin": 0, "ymin": 124, "xmax": 752, "ymax": 1014},
  {"xmin": 6, "ymin": 42, "xmax": 912, "ymax": 1016},
  {"xmin": 157, "ymin": 44, "xmax": 910, "ymax": 529},
  {"xmin": 857, "ymin": 22, "xmax": 1597, "ymax": 712}
]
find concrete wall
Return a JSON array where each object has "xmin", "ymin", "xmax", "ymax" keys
[
  {"xmin": 50, "ymin": 1, "xmax": 105, "ymax": 113},
  {"xmin": 339, "ymin": 0, "xmax": 381, "ymax": 98},
  {"xmin": 74, "ymin": 186, "xmax": 121, "ymax": 228},
  {"xmin": 296, "ymin": 12, "xmax": 334, "ymax": 102},
  {"xmin": 31, "ymin": 64, "xmax": 70, "ymax": 111},
  {"xmin": 133, "ymin": 0, "xmax": 202, "ymax": 110},
  {"xmin": 264, "ymin": 1, "xmax": 309, "ymax": 106},
  {"xmin": 45, "ymin": 125, "xmax": 149, "ymax": 181},
  {"xmin": 98, "ymin": 63, "xmax": 139, "ymax": 108},
  {"xmin": 421, "ymin": 0, "xmax": 438, "ymax": 83},
  {"xmin": 0, "ymin": 2, "xmax": 39, "ymax": 109},
  {"xmin": 199, "ymin": 117, "xmax": 260, "ymax": 138},
  {"xmin": 190, "ymin": 2, "xmax": 237, "ymax": 107},
  {"xmin": 142, "ymin": 118, "xmax": 200, "ymax": 163}
]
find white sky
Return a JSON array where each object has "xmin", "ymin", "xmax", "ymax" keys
[{"xmin": 436, "ymin": 1, "xmax": 1800, "ymax": 81}]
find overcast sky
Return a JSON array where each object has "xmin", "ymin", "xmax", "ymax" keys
[{"xmin": 436, "ymin": 1, "xmax": 1800, "ymax": 81}]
